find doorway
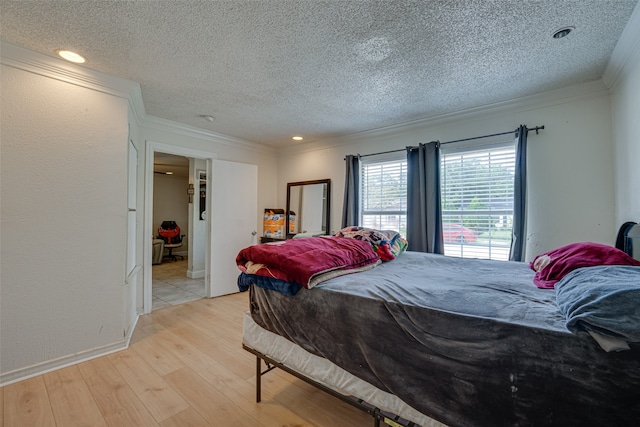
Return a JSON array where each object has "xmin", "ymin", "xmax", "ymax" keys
[
  {"xmin": 143, "ymin": 141, "xmax": 259, "ymax": 314},
  {"xmin": 144, "ymin": 141, "xmax": 216, "ymax": 314},
  {"xmin": 152, "ymin": 152, "xmax": 205, "ymax": 310}
]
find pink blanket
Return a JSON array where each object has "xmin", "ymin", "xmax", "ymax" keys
[
  {"xmin": 530, "ymin": 242, "xmax": 640, "ymax": 289},
  {"xmin": 236, "ymin": 236, "xmax": 380, "ymax": 289}
]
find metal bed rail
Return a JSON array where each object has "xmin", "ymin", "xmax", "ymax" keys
[{"xmin": 243, "ymin": 344, "xmax": 418, "ymax": 427}]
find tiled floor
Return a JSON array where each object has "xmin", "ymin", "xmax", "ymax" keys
[{"xmin": 152, "ymin": 258, "xmax": 205, "ymax": 310}]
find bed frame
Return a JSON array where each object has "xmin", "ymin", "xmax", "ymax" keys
[
  {"xmin": 243, "ymin": 344, "xmax": 417, "ymax": 427},
  {"xmin": 624, "ymin": 223, "xmax": 640, "ymax": 258}
]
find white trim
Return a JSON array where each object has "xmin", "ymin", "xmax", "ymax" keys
[
  {"xmin": 125, "ymin": 265, "xmax": 142, "ymax": 285},
  {"xmin": 187, "ymin": 268, "xmax": 206, "ymax": 279},
  {"xmin": 125, "ymin": 313, "xmax": 140, "ymax": 348},
  {"xmin": 0, "ymin": 338, "xmax": 128, "ymax": 387},
  {"xmin": 1, "ymin": 40, "xmax": 274, "ymax": 156},
  {"xmin": 603, "ymin": 1, "xmax": 640, "ymax": 90},
  {"xmin": 1, "ymin": 40, "xmax": 139, "ymax": 100},
  {"xmin": 128, "ymin": 85, "xmax": 147, "ymax": 127},
  {"xmin": 0, "ymin": 312, "xmax": 140, "ymax": 387},
  {"xmin": 139, "ymin": 114, "xmax": 273, "ymax": 154}
]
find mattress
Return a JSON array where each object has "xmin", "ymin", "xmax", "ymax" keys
[{"xmin": 247, "ymin": 251, "xmax": 640, "ymax": 427}]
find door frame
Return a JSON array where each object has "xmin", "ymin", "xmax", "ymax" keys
[{"xmin": 143, "ymin": 141, "xmax": 216, "ymax": 314}]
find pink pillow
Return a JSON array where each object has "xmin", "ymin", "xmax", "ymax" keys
[{"xmin": 529, "ymin": 242, "xmax": 640, "ymax": 289}]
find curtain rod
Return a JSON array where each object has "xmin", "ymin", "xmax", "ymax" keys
[{"xmin": 353, "ymin": 125, "xmax": 544, "ymax": 159}]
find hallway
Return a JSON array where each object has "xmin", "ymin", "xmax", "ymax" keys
[{"xmin": 152, "ymin": 258, "xmax": 205, "ymax": 310}]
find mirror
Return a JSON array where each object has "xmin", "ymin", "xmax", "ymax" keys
[{"xmin": 286, "ymin": 179, "xmax": 331, "ymax": 238}]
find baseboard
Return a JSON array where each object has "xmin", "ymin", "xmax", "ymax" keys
[
  {"xmin": 124, "ymin": 312, "xmax": 140, "ymax": 348},
  {"xmin": 0, "ymin": 314, "xmax": 140, "ymax": 387},
  {"xmin": 188, "ymin": 268, "xmax": 205, "ymax": 279},
  {"xmin": 0, "ymin": 340, "xmax": 127, "ymax": 387}
]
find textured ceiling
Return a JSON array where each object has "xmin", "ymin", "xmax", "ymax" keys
[{"xmin": 1, "ymin": 0, "xmax": 638, "ymax": 148}]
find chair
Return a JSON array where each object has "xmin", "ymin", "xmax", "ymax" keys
[
  {"xmin": 158, "ymin": 221, "xmax": 185, "ymax": 262},
  {"xmin": 163, "ymin": 242, "xmax": 184, "ymax": 261}
]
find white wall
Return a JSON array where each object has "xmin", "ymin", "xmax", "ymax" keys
[
  {"xmin": 609, "ymin": 7, "xmax": 640, "ymax": 226},
  {"xmin": 277, "ymin": 81, "xmax": 617, "ymax": 261},
  {"xmin": 153, "ymin": 172, "xmax": 190, "ymax": 253},
  {"xmin": 0, "ymin": 42, "xmax": 279, "ymax": 384},
  {"xmin": 0, "ymin": 61, "xmax": 130, "ymax": 382}
]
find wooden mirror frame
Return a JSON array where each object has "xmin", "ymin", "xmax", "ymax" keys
[{"xmin": 286, "ymin": 179, "xmax": 331, "ymax": 239}]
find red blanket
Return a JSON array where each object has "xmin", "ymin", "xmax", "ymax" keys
[
  {"xmin": 530, "ymin": 242, "xmax": 640, "ymax": 289},
  {"xmin": 236, "ymin": 236, "xmax": 380, "ymax": 289}
]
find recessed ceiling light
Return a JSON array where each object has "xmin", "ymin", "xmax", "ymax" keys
[
  {"xmin": 552, "ymin": 26, "xmax": 574, "ymax": 39},
  {"xmin": 56, "ymin": 50, "xmax": 86, "ymax": 63},
  {"xmin": 292, "ymin": 136, "xmax": 303, "ymax": 141},
  {"xmin": 202, "ymin": 115, "xmax": 215, "ymax": 122}
]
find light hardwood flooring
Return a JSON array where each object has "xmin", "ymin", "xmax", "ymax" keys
[{"xmin": 1, "ymin": 292, "xmax": 373, "ymax": 426}]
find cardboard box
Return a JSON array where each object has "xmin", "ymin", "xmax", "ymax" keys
[{"xmin": 263, "ymin": 209, "xmax": 285, "ymax": 238}]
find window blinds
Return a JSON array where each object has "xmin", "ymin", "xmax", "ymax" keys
[
  {"xmin": 440, "ymin": 143, "xmax": 515, "ymax": 260},
  {"xmin": 360, "ymin": 159, "xmax": 408, "ymax": 235}
]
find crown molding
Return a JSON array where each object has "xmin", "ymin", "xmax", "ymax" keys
[
  {"xmin": 1, "ymin": 40, "xmax": 140, "ymax": 99},
  {"xmin": 127, "ymin": 85, "xmax": 147, "ymax": 127},
  {"xmin": 603, "ymin": 1, "xmax": 640, "ymax": 89},
  {"xmin": 280, "ymin": 79, "xmax": 611, "ymax": 157},
  {"xmin": 1, "ymin": 40, "xmax": 275, "ymax": 155},
  {"xmin": 138, "ymin": 114, "xmax": 276, "ymax": 154}
]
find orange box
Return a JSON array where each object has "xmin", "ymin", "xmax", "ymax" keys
[{"xmin": 263, "ymin": 209, "xmax": 285, "ymax": 238}]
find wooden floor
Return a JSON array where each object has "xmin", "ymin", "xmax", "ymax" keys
[{"xmin": 0, "ymin": 292, "xmax": 373, "ymax": 426}]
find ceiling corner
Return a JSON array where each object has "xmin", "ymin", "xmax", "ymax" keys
[{"xmin": 603, "ymin": 0, "xmax": 640, "ymax": 89}]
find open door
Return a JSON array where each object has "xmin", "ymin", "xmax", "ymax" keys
[{"xmin": 208, "ymin": 159, "xmax": 258, "ymax": 297}]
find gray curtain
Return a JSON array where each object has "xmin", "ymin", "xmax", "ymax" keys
[
  {"xmin": 406, "ymin": 142, "xmax": 444, "ymax": 253},
  {"xmin": 509, "ymin": 125, "xmax": 528, "ymax": 261},
  {"xmin": 341, "ymin": 154, "xmax": 360, "ymax": 229}
]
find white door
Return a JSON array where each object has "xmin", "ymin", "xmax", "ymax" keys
[{"xmin": 208, "ymin": 159, "xmax": 258, "ymax": 297}]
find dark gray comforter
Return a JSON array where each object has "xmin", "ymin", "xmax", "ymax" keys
[{"xmin": 249, "ymin": 251, "xmax": 640, "ymax": 427}]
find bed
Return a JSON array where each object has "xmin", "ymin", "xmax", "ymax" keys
[{"xmin": 238, "ymin": 231, "xmax": 640, "ymax": 427}]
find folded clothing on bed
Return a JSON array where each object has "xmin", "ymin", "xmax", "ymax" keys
[
  {"xmin": 236, "ymin": 235, "xmax": 381, "ymax": 289},
  {"xmin": 555, "ymin": 265, "xmax": 640, "ymax": 347},
  {"xmin": 334, "ymin": 226, "xmax": 407, "ymax": 261},
  {"xmin": 237, "ymin": 272, "xmax": 302, "ymax": 296},
  {"xmin": 237, "ymin": 257, "xmax": 384, "ymax": 296}
]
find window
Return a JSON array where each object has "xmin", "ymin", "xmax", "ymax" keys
[
  {"xmin": 440, "ymin": 142, "xmax": 515, "ymax": 261},
  {"xmin": 358, "ymin": 141, "xmax": 515, "ymax": 260},
  {"xmin": 360, "ymin": 157, "xmax": 407, "ymax": 236}
]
